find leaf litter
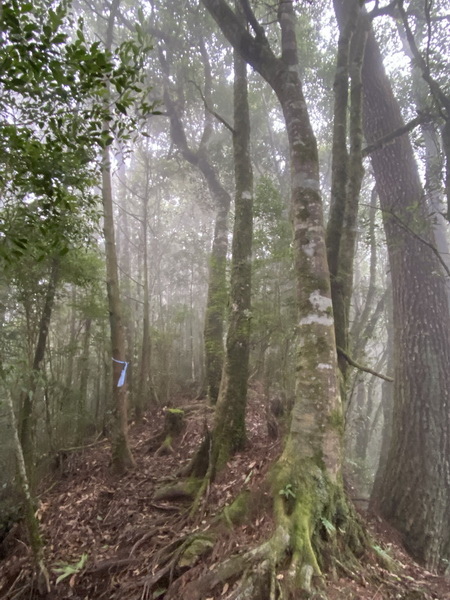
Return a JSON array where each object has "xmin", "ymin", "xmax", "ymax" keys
[{"xmin": 0, "ymin": 383, "xmax": 449, "ymax": 599}]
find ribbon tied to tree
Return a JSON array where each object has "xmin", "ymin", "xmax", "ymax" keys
[{"xmin": 112, "ymin": 358, "xmax": 129, "ymax": 388}]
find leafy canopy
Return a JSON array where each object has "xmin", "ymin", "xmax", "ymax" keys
[{"xmin": 0, "ymin": 0, "xmax": 156, "ymax": 262}]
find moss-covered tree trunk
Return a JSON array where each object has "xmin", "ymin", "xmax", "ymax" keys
[
  {"xmin": 209, "ymin": 14, "xmax": 253, "ymax": 475},
  {"xmin": 326, "ymin": 0, "xmax": 367, "ymax": 381},
  {"xmin": 158, "ymin": 44, "xmax": 230, "ymax": 404},
  {"xmin": 6, "ymin": 386, "xmax": 50, "ymax": 591},
  {"xmin": 349, "ymin": 3, "xmax": 450, "ymax": 569},
  {"xmin": 199, "ymin": 0, "xmax": 366, "ymax": 593},
  {"xmin": 102, "ymin": 0, "xmax": 135, "ymax": 475}
]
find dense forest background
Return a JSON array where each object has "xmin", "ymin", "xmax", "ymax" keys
[{"xmin": 1, "ymin": 0, "xmax": 450, "ymax": 597}]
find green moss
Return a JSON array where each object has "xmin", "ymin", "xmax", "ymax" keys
[
  {"xmin": 222, "ymin": 490, "xmax": 252, "ymax": 527},
  {"xmin": 166, "ymin": 408, "xmax": 184, "ymax": 415},
  {"xmin": 178, "ymin": 534, "xmax": 216, "ymax": 568},
  {"xmin": 328, "ymin": 408, "xmax": 344, "ymax": 431},
  {"xmin": 153, "ymin": 477, "xmax": 202, "ymax": 502}
]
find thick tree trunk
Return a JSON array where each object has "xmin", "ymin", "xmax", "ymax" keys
[
  {"xmin": 357, "ymin": 15, "xmax": 450, "ymax": 570},
  {"xmin": 209, "ymin": 20, "xmax": 253, "ymax": 474},
  {"xmin": 199, "ymin": 1, "xmax": 365, "ymax": 592}
]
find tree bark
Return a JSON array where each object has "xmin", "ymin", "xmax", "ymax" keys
[
  {"xmin": 136, "ymin": 183, "xmax": 153, "ymax": 420},
  {"xmin": 327, "ymin": 0, "xmax": 367, "ymax": 380},
  {"xmin": 209, "ymin": 6, "xmax": 253, "ymax": 474},
  {"xmin": 77, "ymin": 316, "xmax": 92, "ymax": 441},
  {"xmin": 20, "ymin": 258, "xmax": 60, "ymax": 475},
  {"xmin": 158, "ymin": 44, "xmax": 230, "ymax": 405},
  {"xmin": 101, "ymin": 0, "xmax": 135, "ymax": 474},
  {"xmin": 5, "ymin": 386, "xmax": 50, "ymax": 592},
  {"xmin": 199, "ymin": 0, "xmax": 365, "ymax": 591},
  {"xmin": 346, "ymin": 4, "xmax": 450, "ymax": 569}
]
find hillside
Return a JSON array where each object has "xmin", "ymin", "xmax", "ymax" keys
[{"xmin": 1, "ymin": 388, "xmax": 449, "ymax": 600}]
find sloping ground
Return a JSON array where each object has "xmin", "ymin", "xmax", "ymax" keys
[{"xmin": 1, "ymin": 386, "xmax": 450, "ymax": 600}]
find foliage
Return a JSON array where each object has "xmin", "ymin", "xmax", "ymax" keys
[
  {"xmin": 53, "ymin": 552, "xmax": 88, "ymax": 584},
  {"xmin": 0, "ymin": 0, "xmax": 156, "ymax": 263},
  {"xmin": 279, "ymin": 482, "xmax": 296, "ymax": 499}
]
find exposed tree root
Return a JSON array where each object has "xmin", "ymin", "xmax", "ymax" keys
[
  {"xmin": 148, "ymin": 408, "xmax": 185, "ymax": 455},
  {"xmin": 161, "ymin": 454, "xmax": 371, "ymax": 600}
]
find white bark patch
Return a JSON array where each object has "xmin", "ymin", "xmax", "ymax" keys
[
  {"xmin": 299, "ymin": 291, "xmax": 333, "ymax": 326},
  {"xmin": 302, "ymin": 240, "xmax": 315, "ymax": 257},
  {"xmin": 300, "ymin": 314, "xmax": 334, "ymax": 326},
  {"xmin": 241, "ymin": 191, "xmax": 252, "ymax": 200},
  {"xmin": 309, "ymin": 290, "xmax": 332, "ymax": 312},
  {"xmin": 292, "ymin": 172, "xmax": 320, "ymax": 191},
  {"xmin": 318, "ymin": 363, "xmax": 333, "ymax": 370}
]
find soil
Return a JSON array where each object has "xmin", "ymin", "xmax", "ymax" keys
[{"xmin": 1, "ymin": 385, "xmax": 450, "ymax": 600}]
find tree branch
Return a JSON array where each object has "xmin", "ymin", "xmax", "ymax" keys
[
  {"xmin": 337, "ymin": 346, "xmax": 393, "ymax": 382},
  {"xmin": 362, "ymin": 113, "xmax": 431, "ymax": 156},
  {"xmin": 188, "ymin": 80, "xmax": 234, "ymax": 133}
]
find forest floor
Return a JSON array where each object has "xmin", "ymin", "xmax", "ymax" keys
[{"xmin": 1, "ymin": 385, "xmax": 450, "ymax": 600}]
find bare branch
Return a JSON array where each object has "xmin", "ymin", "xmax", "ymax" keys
[
  {"xmin": 337, "ymin": 346, "xmax": 394, "ymax": 382},
  {"xmin": 188, "ymin": 80, "xmax": 234, "ymax": 133},
  {"xmin": 362, "ymin": 113, "xmax": 431, "ymax": 156}
]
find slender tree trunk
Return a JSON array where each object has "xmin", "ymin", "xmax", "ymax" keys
[
  {"xmin": 77, "ymin": 317, "xmax": 92, "ymax": 440},
  {"xmin": 101, "ymin": 0, "xmax": 135, "ymax": 474},
  {"xmin": 136, "ymin": 189, "xmax": 152, "ymax": 420},
  {"xmin": 102, "ymin": 145, "xmax": 135, "ymax": 473},
  {"xmin": 64, "ymin": 286, "xmax": 77, "ymax": 392},
  {"xmin": 20, "ymin": 258, "xmax": 59, "ymax": 474},
  {"xmin": 327, "ymin": 0, "xmax": 367, "ymax": 379},
  {"xmin": 6, "ymin": 385, "xmax": 50, "ymax": 591},
  {"xmin": 355, "ymin": 10, "xmax": 450, "ymax": 569},
  {"xmin": 209, "ymin": 14, "xmax": 254, "ymax": 474},
  {"xmin": 117, "ymin": 147, "xmax": 136, "ymax": 403},
  {"xmin": 370, "ymin": 296, "xmax": 394, "ymax": 509},
  {"xmin": 158, "ymin": 45, "xmax": 231, "ymax": 404}
]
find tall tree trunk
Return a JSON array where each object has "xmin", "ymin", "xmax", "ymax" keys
[
  {"xmin": 209, "ymin": 13, "xmax": 253, "ymax": 475},
  {"xmin": 199, "ymin": 1, "xmax": 365, "ymax": 593},
  {"xmin": 20, "ymin": 258, "xmax": 60, "ymax": 474},
  {"xmin": 101, "ymin": 0, "xmax": 135, "ymax": 474},
  {"xmin": 117, "ymin": 150, "xmax": 136, "ymax": 404},
  {"xmin": 64, "ymin": 286, "xmax": 77, "ymax": 393},
  {"xmin": 396, "ymin": 20, "xmax": 450, "ymax": 307},
  {"xmin": 158, "ymin": 44, "xmax": 231, "ymax": 404},
  {"xmin": 370, "ymin": 294, "xmax": 394, "ymax": 509},
  {"xmin": 77, "ymin": 316, "xmax": 92, "ymax": 441},
  {"xmin": 102, "ymin": 145, "xmax": 135, "ymax": 473},
  {"xmin": 327, "ymin": 0, "xmax": 367, "ymax": 380},
  {"xmin": 136, "ymin": 187, "xmax": 153, "ymax": 420},
  {"xmin": 352, "ymin": 8, "xmax": 450, "ymax": 569}
]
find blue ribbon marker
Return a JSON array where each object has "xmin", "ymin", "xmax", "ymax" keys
[{"xmin": 112, "ymin": 358, "xmax": 129, "ymax": 388}]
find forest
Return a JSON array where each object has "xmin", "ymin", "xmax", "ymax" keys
[{"xmin": 1, "ymin": 0, "xmax": 450, "ymax": 598}]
